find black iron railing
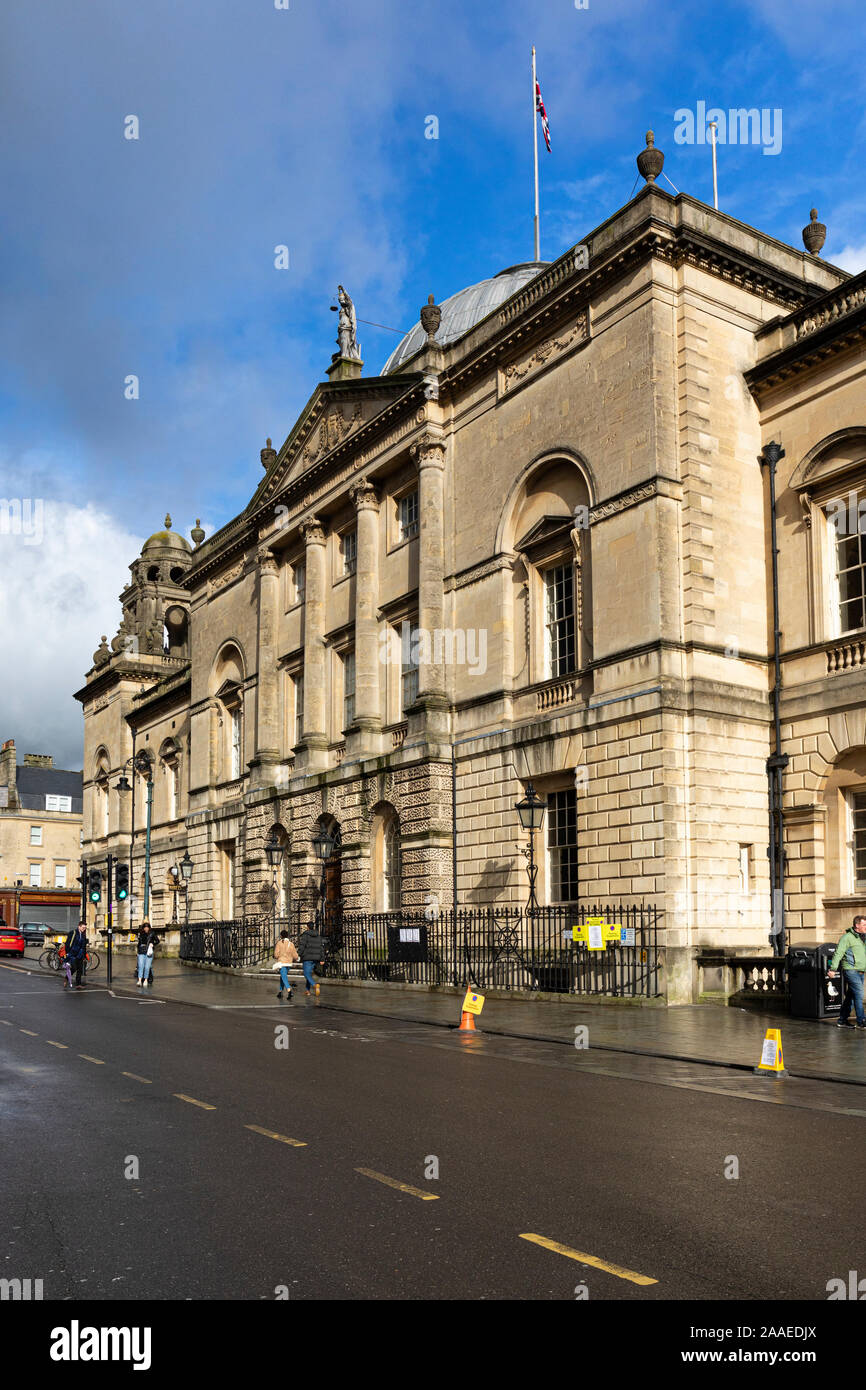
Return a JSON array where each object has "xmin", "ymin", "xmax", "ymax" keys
[
  {"xmin": 182, "ymin": 903, "xmax": 661, "ymax": 997},
  {"xmin": 180, "ymin": 917, "xmax": 277, "ymax": 968}
]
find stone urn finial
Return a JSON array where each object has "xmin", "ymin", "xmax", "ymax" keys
[
  {"xmin": 93, "ymin": 635, "xmax": 110, "ymax": 666},
  {"xmin": 420, "ymin": 293, "xmax": 442, "ymax": 342},
  {"xmin": 802, "ymin": 208, "xmax": 826, "ymax": 256},
  {"xmin": 164, "ymin": 513, "xmax": 172, "ymax": 529},
  {"xmin": 191, "ymin": 518, "xmax": 205, "ymax": 547},
  {"xmin": 637, "ymin": 129, "xmax": 664, "ymax": 185},
  {"xmin": 260, "ymin": 437, "xmax": 277, "ymax": 471}
]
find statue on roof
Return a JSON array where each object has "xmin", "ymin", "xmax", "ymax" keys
[{"xmin": 336, "ymin": 285, "xmax": 360, "ymax": 360}]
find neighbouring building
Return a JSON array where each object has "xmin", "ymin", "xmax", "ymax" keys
[
  {"xmin": 0, "ymin": 739, "xmax": 83, "ymax": 934},
  {"xmin": 75, "ymin": 135, "xmax": 866, "ymax": 1001}
]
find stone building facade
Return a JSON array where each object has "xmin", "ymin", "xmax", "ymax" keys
[
  {"xmin": 75, "ymin": 166, "xmax": 866, "ymax": 1002},
  {"xmin": 0, "ymin": 739, "xmax": 83, "ymax": 895}
]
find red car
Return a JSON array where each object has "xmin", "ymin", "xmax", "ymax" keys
[{"xmin": 0, "ymin": 923, "xmax": 25, "ymax": 957}]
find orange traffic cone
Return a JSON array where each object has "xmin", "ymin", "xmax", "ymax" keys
[{"xmin": 458, "ymin": 1009, "xmax": 476, "ymax": 1032}]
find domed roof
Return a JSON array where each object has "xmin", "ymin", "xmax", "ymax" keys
[
  {"xmin": 142, "ymin": 514, "xmax": 192, "ymax": 555},
  {"xmin": 382, "ymin": 262, "xmax": 549, "ymax": 374}
]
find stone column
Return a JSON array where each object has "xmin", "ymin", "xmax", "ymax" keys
[
  {"xmin": 349, "ymin": 480, "xmax": 381, "ymax": 753},
  {"xmin": 300, "ymin": 517, "xmax": 328, "ymax": 767},
  {"xmin": 252, "ymin": 547, "xmax": 280, "ymax": 783},
  {"xmin": 410, "ymin": 433, "xmax": 449, "ymax": 728}
]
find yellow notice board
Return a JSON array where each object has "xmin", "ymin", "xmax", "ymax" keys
[
  {"xmin": 573, "ymin": 918, "xmax": 621, "ymax": 949},
  {"xmin": 462, "ymin": 990, "xmax": 485, "ymax": 1016}
]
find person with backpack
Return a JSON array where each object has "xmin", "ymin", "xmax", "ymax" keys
[
  {"xmin": 136, "ymin": 922, "xmax": 160, "ymax": 988},
  {"xmin": 828, "ymin": 915, "xmax": 866, "ymax": 1029},
  {"xmin": 272, "ymin": 930, "xmax": 299, "ymax": 1000},
  {"xmin": 65, "ymin": 921, "xmax": 88, "ymax": 990},
  {"xmin": 298, "ymin": 921, "xmax": 325, "ymax": 997}
]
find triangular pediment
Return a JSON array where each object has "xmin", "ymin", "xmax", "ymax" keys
[
  {"xmin": 515, "ymin": 514, "xmax": 574, "ymax": 553},
  {"xmin": 251, "ymin": 376, "xmax": 419, "ymax": 512}
]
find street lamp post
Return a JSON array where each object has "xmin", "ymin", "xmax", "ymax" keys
[
  {"xmin": 116, "ymin": 750, "xmax": 153, "ymax": 924},
  {"xmin": 265, "ymin": 830, "xmax": 285, "ymax": 945},
  {"xmin": 169, "ymin": 864, "xmax": 180, "ymax": 923},
  {"xmin": 515, "ymin": 783, "xmax": 546, "ymax": 914},
  {"xmin": 311, "ymin": 825, "xmax": 337, "ymax": 930},
  {"xmin": 180, "ymin": 849, "xmax": 193, "ymax": 923}
]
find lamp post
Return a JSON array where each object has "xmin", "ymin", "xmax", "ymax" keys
[
  {"xmin": 760, "ymin": 439, "xmax": 789, "ymax": 955},
  {"xmin": 265, "ymin": 830, "xmax": 285, "ymax": 943},
  {"xmin": 116, "ymin": 751, "xmax": 153, "ymax": 922},
  {"xmin": 169, "ymin": 864, "xmax": 180, "ymax": 924},
  {"xmin": 180, "ymin": 849, "xmax": 193, "ymax": 923},
  {"xmin": 515, "ymin": 783, "xmax": 546, "ymax": 914},
  {"xmin": 311, "ymin": 824, "xmax": 337, "ymax": 930}
]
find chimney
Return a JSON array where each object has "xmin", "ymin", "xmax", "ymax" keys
[
  {"xmin": 23, "ymin": 753, "xmax": 54, "ymax": 768},
  {"xmin": 0, "ymin": 740, "xmax": 18, "ymax": 809}
]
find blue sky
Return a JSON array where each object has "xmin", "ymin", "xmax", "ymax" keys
[{"xmin": 1, "ymin": 0, "xmax": 864, "ymax": 766}]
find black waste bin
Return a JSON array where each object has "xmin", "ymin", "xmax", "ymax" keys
[{"xmin": 787, "ymin": 945, "xmax": 842, "ymax": 1018}]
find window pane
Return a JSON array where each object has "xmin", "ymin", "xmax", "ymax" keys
[
  {"xmin": 545, "ymin": 565, "xmax": 576, "ymax": 678},
  {"xmin": 399, "ymin": 492, "xmax": 419, "ymax": 541},
  {"xmin": 547, "ymin": 789, "xmax": 578, "ymax": 902},
  {"xmin": 343, "ymin": 650, "xmax": 355, "ymax": 728},
  {"xmin": 341, "ymin": 530, "xmax": 357, "ymax": 575}
]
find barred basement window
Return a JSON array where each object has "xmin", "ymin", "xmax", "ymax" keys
[
  {"xmin": 544, "ymin": 563, "xmax": 576, "ymax": 678},
  {"xmin": 852, "ymin": 791, "xmax": 866, "ymax": 892},
  {"xmin": 399, "ymin": 491, "xmax": 419, "ymax": 542},
  {"xmin": 547, "ymin": 789, "xmax": 579, "ymax": 902}
]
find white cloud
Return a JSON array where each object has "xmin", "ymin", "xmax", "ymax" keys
[
  {"xmin": 0, "ymin": 500, "xmax": 143, "ymax": 769},
  {"xmin": 834, "ymin": 243, "xmax": 866, "ymax": 274}
]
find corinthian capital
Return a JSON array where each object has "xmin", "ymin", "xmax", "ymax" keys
[
  {"xmin": 257, "ymin": 547, "xmax": 279, "ymax": 575},
  {"xmin": 350, "ymin": 479, "xmax": 379, "ymax": 513},
  {"xmin": 410, "ymin": 432, "xmax": 446, "ymax": 470},
  {"xmin": 301, "ymin": 515, "xmax": 326, "ymax": 546}
]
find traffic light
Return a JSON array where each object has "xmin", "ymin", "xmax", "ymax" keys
[
  {"xmin": 116, "ymin": 863, "xmax": 129, "ymax": 901},
  {"xmin": 88, "ymin": 868, "xmax": 102, "ymax": 903}
]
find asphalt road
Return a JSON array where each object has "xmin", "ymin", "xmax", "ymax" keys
[{"xmin": 1, "ymin": 961, "xmax": 862, "ymax": 1302}]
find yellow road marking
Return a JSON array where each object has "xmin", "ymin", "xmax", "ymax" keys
[
  {"xmin": 122, "ymin": 1072, "xmax": 152, "ymax": 1084},
  {"xmin": 355, "ymin": 1167, "xmax": 439, "ymax": 1201},
  {"xmin": 519, "ymin": 1233, "xmax": 657, "ymax": 1286},
  {"xmin": 173, "ymin": 1093, "xmax": 216, "ymax": 1110},
  {"xmin": 46, "ymin": 1041, "xmax": 67, "ymax": 1049},
  {"xmin": 245, "ymin": 1124, "xmax": 306, "ymax": 1148},
  {"xmin": 78, "ymin": 1054, "xmax": 105, "ymax": 1065},
  {"xmin": 20, "ymin": 1029, "xmax": 38, "ymax": 1036}
]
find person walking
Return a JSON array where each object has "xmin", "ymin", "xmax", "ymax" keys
[
  {"xmin": 65, "ymin": 921, "xmax": 88, "ymax": 990},
  {"xmin": 298, "ymin": 921, "xmax": 325, "ymax": 998},
  {"xmin": 273, "ymin": 930, "xmax": 299, "ymax": 1000},
  {"xmin": 828, "ymin": 915, "xmax": 866, "ymax": 1029},
  {"xmin": 136, "ymin": 922, "xmax": 160, "ymax": 988}
]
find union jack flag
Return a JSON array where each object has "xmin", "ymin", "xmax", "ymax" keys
[{"xmin": 536, "ymin": 80, "xmax": 551, "ymax": 152}]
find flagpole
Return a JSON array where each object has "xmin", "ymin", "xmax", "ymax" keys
[
  {"xmin": 709, "ymin": 119, "xmax": 719, "ymax": 210},
  {"xmin": 532, "ymin": 45, "xmax": 540, "ymax": 262}
]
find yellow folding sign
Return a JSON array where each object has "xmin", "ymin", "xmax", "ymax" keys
[{"xmin": 461, "ymin": 989, "xmax": 485, "ymax": 1016}]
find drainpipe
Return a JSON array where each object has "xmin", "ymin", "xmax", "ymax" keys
[{"xmin": 760, "ymin": 441, "xmax": 789, "ymax": 956}]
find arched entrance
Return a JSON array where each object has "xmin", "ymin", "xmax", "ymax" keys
[{"xmin": 312, "ymin": 815, "xmax": 343, "ymax": 949}]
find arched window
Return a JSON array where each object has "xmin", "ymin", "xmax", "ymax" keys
[
  {"xmin": 210, "ymin": 643, "xmax": 246, "ymax": 784},
  {"xmin": 372, "ymin": 803, "xmax": 401, "ymax": 912},
  {"xmin": 93, "ymin": 750, "xmax": 110, "ymax": 839},
  {"xmin": 502, "ymin": 456, "xmax": 593, "ymax": 690},
  {"xmin": 160, "ymin": 739, "xmax": 181, "ymax": 822}
]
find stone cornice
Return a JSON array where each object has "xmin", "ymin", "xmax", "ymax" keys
[
  {"xmin": 444, "ymin": 553, "xmax": 516, "ymax": 592},
  {"xmin": 746, "ymin": 300, "xmax": 866, "ymax": 395},
  {"xmin": 441, "ymin": 204, "xmax": 823, "ymax": 400},
  {"xmin": 589, "ymin": 476, "xmax": 682, "ymax": 523}
]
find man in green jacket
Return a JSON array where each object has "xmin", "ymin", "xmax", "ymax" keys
[{"xmin": 828, "ymin": 916, "xmax": 866, "ymax": 1029}]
